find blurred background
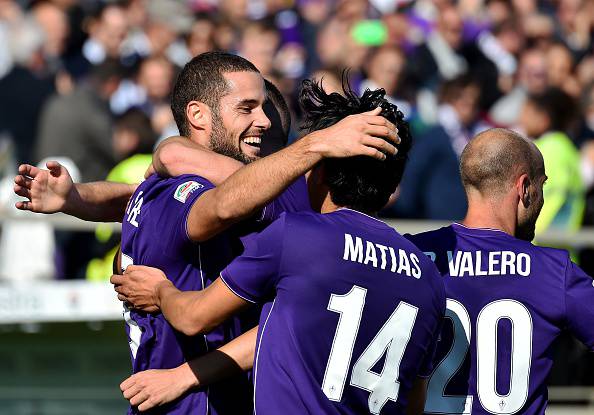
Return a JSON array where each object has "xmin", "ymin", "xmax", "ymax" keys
[{"xmin": 0, "ymin": 0, "xmax": 594, "ymax": 413}]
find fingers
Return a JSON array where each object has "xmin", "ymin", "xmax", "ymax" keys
[
  {"xmin": 14, "ymin": 183, "xmax": 32, "ymax": 200},
  {"xmin": 361, "ymin": 136, "xmax": 398, "ymax": 157},
  {"xmin": 120, "ymin": 376, "xmax": 135, "ymax": 392},
  {"xmin": 15, "ymin": 201, "xmax": 32, "ymax": 211},
  {"xmin": 14, "ymin": 174, "xmax": 33, "ymax": 189},
  {"xmin": 45, "ymin": 160, "xmax": 62, "ymax": 170},
  {"xmin": 364, "ymin": 125, "xmax": 400, "ymax": 147},
  {"xmin": 138, "ymin": 399, "xmax": 158, "ymax": 412},
  {"xmin": 361, "ymin": 107, "xmax": 382, "ymax": 116},
  {"xmin": 363, "ymin": 117, "xmax": 399, "ymax": 144},
  {"xmin": 17, "ymin": 164, "xmax": 40, "ymax": 178},
  {"xmin": 122, "ymin": 380, "xmax": 142, "ymax": 400},
  {"xmin": 110, "ymin": 274, "xmax": 124, "ymax": 285}
]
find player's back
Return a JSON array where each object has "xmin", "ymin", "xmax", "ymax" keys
[
  {"xmin": 243, "ymin": 209, "xmax": 445, "ymax": 414},
  {"xmin": 407, "ymin": 224, "xmax": 594, "ymax": 415}
]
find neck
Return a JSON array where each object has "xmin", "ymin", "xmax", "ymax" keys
[
  {"xmin": 320, "ymin": 194, "xmax": 340, "ymax": 214},
  {"xmin": 189, "ymin": 131, "xmax": 210, "ymax": 147},
  {"xmin": 462, "ymin": 193, "xmax": 517, "ymax": 236}
]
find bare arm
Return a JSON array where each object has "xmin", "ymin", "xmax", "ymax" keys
[
  {"xmin": 153, "ymin": 136, "xmax": 244, "ymax": 185},
  {"xmin": 14, "ymin": 161, "xmax": 136, "ymax": 222},
  {"xmin": 405, "ymin": 377, "xmax": 428, "ymax": 415},
  {"xmin": 119, "ymin": 327, "xmax": 257, "ymax": 412},
  {"xmin": 111, "ymin": 266, "xmax": 250, "ymax": 336},
  {"xmin": 187, "ymin": 108, "xmax": 399, "ymax": 242}
]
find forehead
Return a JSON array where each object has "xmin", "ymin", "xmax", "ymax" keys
[{"xmin": 221, "ymin": 71, "xmax": 266, "ymax": 103}]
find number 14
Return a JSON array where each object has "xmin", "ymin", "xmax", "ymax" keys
[{"xmin": 322, "ymin": 285, "xmax": 418, "ymax": 414}]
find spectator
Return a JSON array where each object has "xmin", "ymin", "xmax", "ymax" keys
[
  {"xmin": 490, "ymin": 48, "xmax": 548, "ymax": 125},
  {"xmin": 519, "ymin": 87, "xmax": 584, "ymax": 235},
  {"xmin": 0, "ymin": 15, "xmax": 55, "ymax": 165},
  {"xmin": 385, "ymin": 74, "xmax": 489, "ymax": 220},
  {"xmin": 35, "ymin": 59, "xmax": 123, "ymax": 182},
  {"xmin": 360, "ymin": 45, "xmax": 412, "ymax": 117}
]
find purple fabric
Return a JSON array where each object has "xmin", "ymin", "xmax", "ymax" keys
[
  {"xmin": 222, "ymin": 209, "xmax": 445, "ymax": 414},
  {"xmin": 120, "ymin": 174, "xmax": 311, "ymax": 414},
  {"xmin": 406, "ymin": 223, "xmax": 594, "ymax": 415}
]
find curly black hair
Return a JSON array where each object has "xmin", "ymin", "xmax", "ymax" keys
[{"xmin": 299, "ymin": 78, "xmax": 412, "ymax": 214}]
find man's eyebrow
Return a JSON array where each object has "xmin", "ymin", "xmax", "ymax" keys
[{"xmin": 236, "ymin": 99, "xmax": 261, "ymax": 106}]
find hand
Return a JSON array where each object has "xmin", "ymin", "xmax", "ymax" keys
[
  {"xmin": 120, "ymin": 365, "xmax": 197, "ymax": 412},
  {"xmin": 308, "ymin": 107, "xmax": 400, "ymax": 160},
  {"xmin": 14, "ymin": 161, "xmax": 75, "ymax": 213},
  {"xmin": 110, "ymin": 265, "xmax": 171, "ymax": 313},
  {"xmin": 144, "ymin": 162, "xmax": 156, "ymax": 179}
]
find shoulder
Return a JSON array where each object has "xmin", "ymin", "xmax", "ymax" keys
[
  {"xmin": 405, "ymin": 226, "xmax": 454, "ymax": 250},
  {"xmin": 139, "ymin": 174, "xmax": 214, "ymax": 203}
]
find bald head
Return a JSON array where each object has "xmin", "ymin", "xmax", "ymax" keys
[{"xmin": 460, "ymin": 128, "xmax": 544, "ymax": 197}]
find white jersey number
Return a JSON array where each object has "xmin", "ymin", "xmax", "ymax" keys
[
  {"xmin": 425, "ymin": 299, "xmax": 533, "ymax": 415},
  {"xmin": 322, "ymin": 285, "xmax": 418, "ymax": 414},
  {"xmin": 120, "ymin": 253, "xmax": 142, "ymax": 359}
]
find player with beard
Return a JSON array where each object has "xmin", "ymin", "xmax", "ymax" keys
[
  {"xmin": 405, "ymin": 128, "xmax": 594, "ymax": 415},
  {"xmin": 14, "ymin": 52, "xmax": 399, "ymax": 415},
  {"xmin": 112, "ymin": 81, "xmax": 445, "ymax": 415}
]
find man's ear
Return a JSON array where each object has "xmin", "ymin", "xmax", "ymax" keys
[
  {"xmin": 517, "ymin": 173, "xmax": 531, "ymax": 208},
  {"xmin": 186, "ymin": 101, "xmax": 211, "ymax": 131}
]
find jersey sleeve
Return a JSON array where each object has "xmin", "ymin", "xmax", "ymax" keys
[
  {"xmin": 564, "ymin": 259, "xmax": 594, "ymax": 351},
  {"xmin": 153, "ymin": 175, "xmax": 214, "ymax": 250},
  {"xmin": 259, "ymin": 175, "xmax": 311, "ymax": 224},
  {"xmin": 220, "ymin": 214, "xmax": 287, "ymax": 303}
]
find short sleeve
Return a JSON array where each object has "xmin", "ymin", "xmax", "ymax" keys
[
  {"xmin": 151, "ymin": 175, "xmax": 214, "ymax": 249},
  {"xmin": 259, "ymin": 176, "xmax": 311, "ymax": 224},
  {"xmin": 564, "ymin": 259, "xmax": 594, "ymax": 351},
  {"xmin": 220, "ymin": 214, "xmax": 287, "ymax": 303}
]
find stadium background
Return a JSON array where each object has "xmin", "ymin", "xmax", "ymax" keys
[{"xmin": 1, "ymin": 0, "xmax": 594, "ymax": 413}]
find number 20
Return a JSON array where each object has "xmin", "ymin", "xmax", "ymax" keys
[{"xmin": 425, "ymin": 299, "xmax": 533, "ymax": 415}]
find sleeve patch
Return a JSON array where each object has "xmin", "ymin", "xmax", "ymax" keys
[{"xmin": 174, "ymin": 181, "xmax": 204, "ymax": 203}]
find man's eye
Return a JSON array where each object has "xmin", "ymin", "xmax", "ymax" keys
[{"xmin": 238, "ymin": 107, "xmax": 252, "ymax": 114}]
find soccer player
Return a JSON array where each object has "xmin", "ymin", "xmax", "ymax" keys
[
  {"xmin": 112, "ymin": 81, "xmax": 446, "ymax": 414},
  {"xmin": 406, "ymin": 128, "xmax": 594, "ymax": 415},
  {"xmin": 14, "ymin": 52, "xmax": 399, "ymax": 415}
]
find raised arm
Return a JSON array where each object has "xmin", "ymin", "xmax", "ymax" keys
[
  {"xmin": 187, "ymin": 108, "xmax": 399, "ymax": 242},
  {"xmin": 111, "ymin": 265, "xmax": 249, "ymax": 336},
  {"xmin": 153, "ymin": 136, "xmax": 244, "ymax": 185},
  {"xmin": 14, "ymin": 161, "xmax": 136, "ymax": 222},
  {"xmin": 120, "ymin": 326, "xmax": 257, "ymax": 412}
]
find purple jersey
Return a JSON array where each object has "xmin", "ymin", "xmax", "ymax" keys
[
  {"xmin": 120, "ymin": 174, "xmax": 311, "ymax": 415},
  {"xmin": 221, "ymin": 209, "xmax": 446, "ymax": 414},
  {"xmin": 406, "ymin": 224, "xmax": 594, "ymax": 415}
]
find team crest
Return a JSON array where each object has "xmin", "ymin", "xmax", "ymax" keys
[{"xmin": 174, "ymin": 181, "xmax": 203, "ymax": 203}]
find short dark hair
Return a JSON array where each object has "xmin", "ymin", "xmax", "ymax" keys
[
  {"xmin": 527, "ymin": 87, "xmax": 578, "ymax": 132},
  {"xmin": 265, "ymin": 79, "xmax": 291, "ymax": 136},
  {"xmin": 260, "ymin": 79, "xmax": 291, "ymax": 156},
  {"xmin": 300, "ymin": 79, "xmax": 412, "ymax": 214},
  {"xmin": 171, "ymin": 51, "xmax": 260, "ymax": 137}
]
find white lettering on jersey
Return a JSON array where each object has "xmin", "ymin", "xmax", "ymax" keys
[
  {"xmin": 126, "ymin": 191, "xmax": 144, "ymax": 228},
  {"xmin": 342, "ymin": 234, "xmax": 423, "ymax": 278},
  {"xmin": 444, "ymin": 251, "xmax": 531, "ymax": 277}
]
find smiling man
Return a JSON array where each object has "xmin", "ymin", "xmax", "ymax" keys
[{"xmin": 14, "ymin": 51, "xmax": 400, "ymax": 415}]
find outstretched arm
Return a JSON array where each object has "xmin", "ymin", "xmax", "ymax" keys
[
  {"xmin": 186, "ymin": 108, "xmax": 400, "ymax": 242},
  {"xmin": 120, "ymin": 326, "xmax": 257, "ymax": 412},
  {"xmin": 153, "ymin": 136, "xmax": 244, "ymax": 185},
  {"xmin": 112, "ymin": 266, "xmax": 248, "ymax": 336},
  {"xmin": 14, "ymin": 161, "xmax": 136, "ymax": 222}
]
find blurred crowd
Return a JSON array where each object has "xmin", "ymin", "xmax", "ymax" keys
[{"xmin": 0, "ymin": 0, "xmax": 594, "ymax": 280}]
